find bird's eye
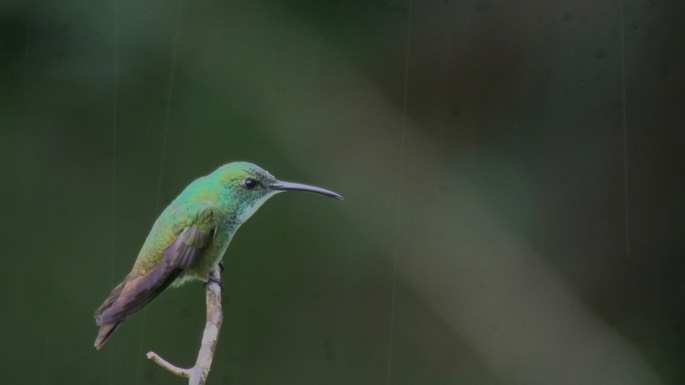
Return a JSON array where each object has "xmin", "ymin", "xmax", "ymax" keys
[{"xmin": 242, "ymin": 178, "xmax": 258, "ymax": 190}]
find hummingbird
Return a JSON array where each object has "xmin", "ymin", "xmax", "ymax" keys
[{"xmin": 94, "ymin": 162, "xmax": 342, "ymax": 349}]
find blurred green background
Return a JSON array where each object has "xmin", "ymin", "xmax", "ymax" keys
[{"xmin": 1, "ymin": 0, "xmax": 683, "ymax": 384}]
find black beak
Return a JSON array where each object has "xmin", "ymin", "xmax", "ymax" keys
[{"xmin": 270, "ymin": 181, "xmax": 343, "ymax": 200}]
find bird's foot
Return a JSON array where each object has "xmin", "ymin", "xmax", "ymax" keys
[
  {"xmin": 205, "ymin": 275, "xmax": 224, "ymax": 291},
  {"xmin": 218, "ymin": 260, "xmax": 225, "ymax": 273}
]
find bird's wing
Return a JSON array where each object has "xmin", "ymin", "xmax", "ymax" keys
[{"xmin": 97, "ymin": 221, "xmax": 214, "ymax": 326}]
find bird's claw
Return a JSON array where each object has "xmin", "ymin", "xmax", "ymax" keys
[
  {"xmin": 218, "ymin": 260, "xmax": 225, "ymax": 273},
  {"xmin": 205, "ymin": 275, "xmax": 224, "ymax": 291}
]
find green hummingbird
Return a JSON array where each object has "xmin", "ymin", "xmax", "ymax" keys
[{"xmin": 94, "ymin": 162, "xmax": 342, "ymax": 349}]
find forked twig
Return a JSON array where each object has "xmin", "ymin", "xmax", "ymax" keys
[{"xmin": 147, "ymin": 266, "xmax": 223, "ymax": 385}]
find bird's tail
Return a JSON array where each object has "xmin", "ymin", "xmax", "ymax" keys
[
  {"xmin": 93, "ymin": 280, "xmax": 125, "ymax": 349},
  {"xmin": 94, "ymin": 322, "xmax": 121, "ymax": 350}
]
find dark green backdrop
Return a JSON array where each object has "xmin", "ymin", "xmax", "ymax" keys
[{"xmin": 1, "ymin": 0, "xmax": 683, "ymax": 384}]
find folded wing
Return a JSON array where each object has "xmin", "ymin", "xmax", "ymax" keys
[{"xmin": 94, "ymin": 222, "xmax": 214, "ymax": 349}]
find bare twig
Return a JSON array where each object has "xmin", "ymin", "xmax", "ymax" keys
[
  {"xmin": 147, "ymin": 266, "xmax": 224, "ymax": 385},
  {"xmin": 146, "ymin": 351, "xmax": 190, "ymax": 378}
]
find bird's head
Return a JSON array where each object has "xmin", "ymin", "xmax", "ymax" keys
[{"xmin": 215, "ymin": 161, "xmax": 342, "ymax": 223}]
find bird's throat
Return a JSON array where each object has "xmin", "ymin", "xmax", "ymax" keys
[{"xmin": 236, "ymin": 191, "xmax": 281, "ymax": 224}]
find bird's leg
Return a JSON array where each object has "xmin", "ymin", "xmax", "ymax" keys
[
  {"xmin": 205, "ymin": 274, "xmax": 224, "ymax": 291},
  {"xmin": 204, "ymin": 260, "xmax": 225, "ymax": 290}
]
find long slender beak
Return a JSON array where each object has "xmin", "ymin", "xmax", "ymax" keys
[{"xmin": 270, "ymin": 180, "xmax": 343, "ymax": 200}]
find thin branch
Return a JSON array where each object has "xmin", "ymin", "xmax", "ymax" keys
[
  {"xmin": 146, "ymin": 352, "xmax": 190, "ymax": 378},
  {"xmin": 147, "ymin": 266, "xmax": 224, "ymax": 385}
]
